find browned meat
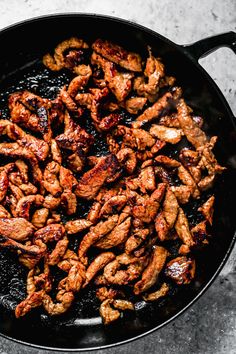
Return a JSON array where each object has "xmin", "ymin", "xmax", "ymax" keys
[
  {"xmin": 59, "ymin": 166, "xmax": 77, "ymax": 191},
  {"xmin": 43, "ymin": 162, "xmax": 62, "ymax": 197},
  {"xmin": 134, "ymin": 246, "xmax": 169, "ymax": 294},
  {"xmin": 0, "ymin": 205, "xmax": 11, "ymax": 218},
  {"xmin": 163, "ymin": 188, "xmax": 179, "ymax": 228},
  {"xmin": 42, "ymin": 279, "xmax": 74, "ymax": 315},
  {"xmin": 66, "ymin": 262, "xmax": 85, "ymax": 292},
  {"xmin": 170, "ymin": 185, "xmax": 192, "ymax": 204},
  {"xmin": 124, "ymin": 97, "xmax": 147, "ymax": 115},
  {"xmin": 95, "ymin": 217, "xmax": 131, "ymax": 249},
  {"xmin": 125, "ymin": 228, "xmax": 149, "ymax": 254},
  {"xmin": 134, "ymin": 48, "xmax": 165, "ymax": 102},
  {"xmin": 159, "ymin": 113, "xmax": 180, "ymax": 128},
  {"xmin": 178, "ymin": 165, "xmax": 200, "ymax": 199},
  {"xmin": 150, "ymin": 125, "xmax": 183, "ymax": 144},
  {"xmin": 198, "ymin": 195, "xmax": 215, "ymax": 225},
  {"xmin": 191, "ymin": 221, "xmax": 209, "ymax": 246},
  {"xmin": 139, "ymin": 165, "xmax": 156, "ymax": 193},
  {"xmin": 65, "ymin": 219, "xmax": 92, "ymax": 234},
  {"xmin": 175, "ymin": 208, "xmax": 195, "ymax": 247},
  {"xmin": 115, "ymin": 125, "xmax": 155, "ymax": 150},
  {"xmin": 51, "ymin": 139, "xmax": 62, "ymax": 164},
  {"xmin": 0, "ymin": 217, "xmax": 35, "ymax": 241},
  {"xmin": 9, "ymin": 182, "xmax": 24, "ymax": 201},
  {"xmin": 43, "ymin": 194, "xmax": 61, "ymax": 210},
  {"xmin": 15, "ymin": 290, "xmax": 44, "ymax": 318},
  {"xmin": 83, "ymin": 252, "xmax": 116, "ymax": 287},
  {"xmin": 155, "ymin": 155, "xmax": 180, "ymax": 168},
  {"xmin": 78, "ymin": 215, "xmax": 118, "ymax": 262},
  {"xmin": 177, "ymin": 99, "xmax": 207, "ymax": 148},
  {"xmin": 132, "ymin": 88, "xmax": 182, "ymax": 129},
  {"xmin": 31, "ymin": 208, "xmax": 49, "ymax": 228},
  {"xmin": 103, "ymin": 253, "xmax": 148, "ymax": 285},
  {"xmin": 0, "ymin": 169, "xmax": 8, "ymax": 202},
  {"xmin": 113, "ymin": 299, "xmax": 134, "ymax": 311},
  {"xmin": 48, "ymin": 236, "xmax": 69, "ymax": 266},
  {"xmin": 165, "ymin": 256, "xmax": 196, "ymax": 285},
  {"xmin": 96, "ymin": 287, "xmax": 122, "ymax": 302},
  {"xmin": 67, "ymin": 151, "xmax": 85, "ymax": 173},
  {"xmin": 98, "ymin": 113, "xmax": 122, "ymax": 132},
  {"xmin": 116, "ymin": 148, "xmax": 137, "ymax": 174},
  {"xmin": 92, "ymin": 39, "xmax": 142, "ymax": 72},
  {"xmin": 75, "ymin": 92, "xmax": 93, "ymax": 108},
  {"xmin": 75, "ymin": 154, "xmax": 120, "ymax": 200},
  {"xmin": 61, "ymin": 191, "xmax": 77, "ymax": 215},
  {"xmin": 34, "ymin": 224, "xmax": 65, "ymax": 243},
  {"xmin": 67, "ymin": 65, "xmax": 92, "ymax": 96},
  {"xmin": 99, "ymin": 299, "xmax": 121, "ymax": 325},
  {"xmin": 143, "ymin": 282, "xmax": 169, "ymax": 302},
  {"xmin": 15, "ymin": 195, "xmax": 44, "ymax": 220},
  {"xmin": 15, "ymin": 160, "xmax": 29, "ymax": 183},
  {"xmin": 99, "ymin": 195, "xmax": 127, "ymax": 218},
  {"xmin": 43, "ymin": 37, "xmax": 88, "ymax": 71}
]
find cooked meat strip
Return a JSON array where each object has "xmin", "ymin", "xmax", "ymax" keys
[
  {"xmin": 124, "ymin": 97, "xmax": 147, "ymax": 115},
  {"xmin": 78, "ymin": 215, "xmax": 118, "ymax": 262},
  {"xmin": 103, "ymin": 253, "xmax": 148, "ymax": 285},
  {"xmin": 95, "ymin": 217, "xmax": 131, "ymax": 249},
  {"xmin": 0, "ymin": 205, "xmax": 11, "ymax": 218},
  {"xmin": 43, "ymin": 37, "xmax": 89, "ymax": 71},
  {"xmin": 59, "ymin": 166, "xmax": 77, "ymax": 191},
  {"xmin": 170, "ymin": 185, "xmax": 192, "ymax": 204},
  {"xmin": 48, "ymin": 236, "xmax": 69, "ymax": 266},
  {"xmin": 177, "ymin": 99, "xmax": 207, "ymax": 148},
  {"xmin": 139, "ymin": 165, "xmax": 156, "ymax": 192},
  {"xmin": 113, "ymin": 299, "xmax": 134, "ymax": 311},
  {"xmin": 15, "ymin": 195, "xmax": 44, "ymax": 220},
  {"xmin": 155, "ymin": 212, "xmax": 169, "ymax": 241},
  {"xmin": 116, "ymin": 125, "xmax": 155, "ymax": 150},
  {"xmin": 92, "ymin": 39, "xmax": 142, "ymax": 72},
  {"xmin": 83, "ymin": 252, "xmax": 116, "ymax": 287},
  {"xmin": 15, "ymin": 159, "xmax": 29, "ymax": 183},
  {"xmin": 155, "ymin": 155, "xmax": 180, "ymax": 168},
  {"xmin": 67, "ymin": 151, "xmax": 85, "ymax": 173},
  {"xmin": 132, "ymin": 88, "xmax": 182, "ymax": 129},
  {"xmin": 134, "ymin": 246, "xmax": 168, "ymax": 295},
  {"xmin": 134, "ymin": 48, "xmax": 165, "ymax": 102},
  {"xmin": 99, "ymin": 299, "xmax": 120, "ymax": 325},
  {"xmin": 43, "ymin": 161, "xmax": 62, "ymax": 197},
  {"xmin": 99, "ymin": 195, "xmax": 127, "ymax": 218},
  {"xmin": 165, "ymin": 256, "xmax": 196, "ymax": 285},
  {"xmin": 175, "ymin": 208, "xmax": 195, "ymax": 247},
  {"xmin": 61, "ymin": 191, "xmax": 77, "ymax": 215},
  {"xmin": 15, "ymin": 290, "xmax": 44, "ymax": 318},
  {"xmin": 66, "ymin": 262, "xmax": 86, "ymax": 292},
  {"xmin": 51, "ymin": 139, "xmax": 62, "ymax": 164},
  {"xmin": 150, "ymin": 125, "xmax": 183, "ymax": 144},
  {"xmin": 96, "ymin": 287, "xmax": 122, "ymax": 302},
  {"xmin": 198, "ymin": 195, "xmax": 215, "ymax": 225},
  {"xmin": 31, "ymin": 208, "xmax": 49, "ymax": 228},
  {"xmin": 67, "ymin": 64, "xmax": 92, "ymax": 97},
  {"xmin": 116, "ymin": 148, "xmax": 137, "ymax": 174},
  {"xmin": 98, "ymin": 113, "xmax": 122, "ymax": 132},
  {"xmin": 163, "ymin": 188, "xmax": 179, "ymax": 228},
  {"xmin": 34, "ymin": 224, "xmax": 65, "ymax": 243},
  {"xmin": 143, "ymin": 282, "xmax": 169, "ymax": 302},
  {"xmin": 75, "ymin": 154, "xmax": 120, "ymax": 200},
  {"xmin": 125, "ymin": 228, "xmax": 149, "ymax": 254},
  {"xmin": 191, "ymin": 221, "xmax": 209, "ymax": 246},
  {"xmin": 159, "ymin": 113, "xmax": 180, "ymax": 128},
  {"xmin": 0, "ymin": 169, "xmax": 8, "ymax": 202},
  {"xmin": 0, "ymin": 217, "xmax": 35, "ymax": 241},
  {"xmin": 65, "ymin": 219, "xmax": 93, "ymax": 234},
  {"xmin": 178, "ymin": 165, "xmax": 200, "ymax": 199},
  {"xmin": 9, "ymin": 182, "xmax": 24, "ymax": 201},
  {"xmin": 43, "ymin": 194, "xmax": 61, "ymax": 210}
]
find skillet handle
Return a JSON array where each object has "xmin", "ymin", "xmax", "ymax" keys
[{"xmin": 183, "ymin": 31, "xmax": 236, "ymax": 60}]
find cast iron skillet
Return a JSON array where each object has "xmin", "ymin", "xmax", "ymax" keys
[{"xmin": 0, "ymin": 13, "xmax": 235, "ymax": 351}]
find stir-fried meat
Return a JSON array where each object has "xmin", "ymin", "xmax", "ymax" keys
[
  {"xmin": 83, "ymin": 252, "xmax": 116, "ymax": 287},
  {"xmin": 165, "ymin": 256, "xmax": 196, "ymax": 285},
  {"xmin": 0, "ymin": 205, "xmax": 11, "ymax": 218},
  {"xmin": 134, "ymin": 246, "xmax": 168, "ymax": 294},
  {"xmin": 78, "ymin": 215, "xmax": 118, "ymax": 262},
  {"xmin": 198, "ymin": 195, "xmax": 215, "ymax": 225},
  {"xmin": 150, "ymin": 125, "xmax": 183, "ymax": 144},
  {"xmin": 0, "ymin": 217, "xmax": 35, "ymax": 241},
  {"xmin": 15, "ymin": 290, "xmax": 44, "ymax": 318},
  {"xmin": 95, "ymin": 217, "xmax": 131, "ymax": 249},
  {"xmin": 51, "ymin": 139, "xmax": 62, "ymax": 164},
  {"xmin": 31, "ymin": 208, "xmax": 49, "ymax": 228},
  {"xmin": 75, "ymin": 154, "xmax": 121, "ymax": 200},
  {"xmin": 191, "ymin": 221, "xmax": 209, "ymax": 246},
  {"xmin": 124, "ymin": 97, "xmax": 147, "ymax": 115},
  {"xmin": 143, "ymin": 282, "xmax": 169, "ymax": 302},
  {"xmin": 65, "ymin": 219, "xmax": 92, "ymax": 234},
  {"xmin": 177, "ymin": 99, "xmax": 207, "ymax": 148},
  {"xmin": 125, "ymin": 228, "xmax": 149, "ymax": 254},
  {"xmin": 92, "ymin": 39, "xmax": 142, "ymax": 72},
  {"xmin": 175, "ymin": 208, "xmax": 195, "ymax": 247},
  {"xmin": 34, "ymin": 224, "xmax": 65, "ymax": 243},
  {"xmin": 132, "ymin": 88, "xmax": 182, "ymax": 129},
  {"xmin": 104, "ymin": 253, "xmax": 148, "ymax": 285},
  {"xmin": 134, "ymin": 48, "xmax": 165, "ymax": 102},
  {"xmin": 43, "ymin": 37, "xmax": 89, "ymax": 72},
  {"xmin": 15, "ymin": 195, "xmax": 44, "ymax": 220},
  {"xmin": 0, "ymin": 36, "xmax": 223, "ymax": 323},
  {"xmin": 99, "ymin": 299, "xmax": 121, "ymax": 325}
]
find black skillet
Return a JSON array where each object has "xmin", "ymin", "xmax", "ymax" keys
[{"xmin": 0, "ymin": 14, "xmax": 235, "ymax": 351}]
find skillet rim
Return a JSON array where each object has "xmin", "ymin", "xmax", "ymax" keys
[{"xmin": 0, "ymin": 12, "xmax": 235, "ymax": 352}]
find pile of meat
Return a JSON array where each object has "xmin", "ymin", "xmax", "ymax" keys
[{"xmin": 0, "ymin": 37, "xmax": 225, "ymax": 325}]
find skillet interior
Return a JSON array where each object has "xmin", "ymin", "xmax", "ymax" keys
[{"xmin": 0, "ymin": 14, "xmax": 236, "ymax": 350}]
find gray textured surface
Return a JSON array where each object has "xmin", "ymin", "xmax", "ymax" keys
[{"xmin": 0, "ymin": 1, "xmax": 235, "ymax": 353}]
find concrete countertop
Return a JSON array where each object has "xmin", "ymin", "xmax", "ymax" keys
[{"xmin": 0, "ymin": 1, "xmax": 235, "ymax": 353}]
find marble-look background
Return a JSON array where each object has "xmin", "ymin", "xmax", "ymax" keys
[{"xmin": 0, "ymin": 1, "xmax": 235, "ymax": 353}]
